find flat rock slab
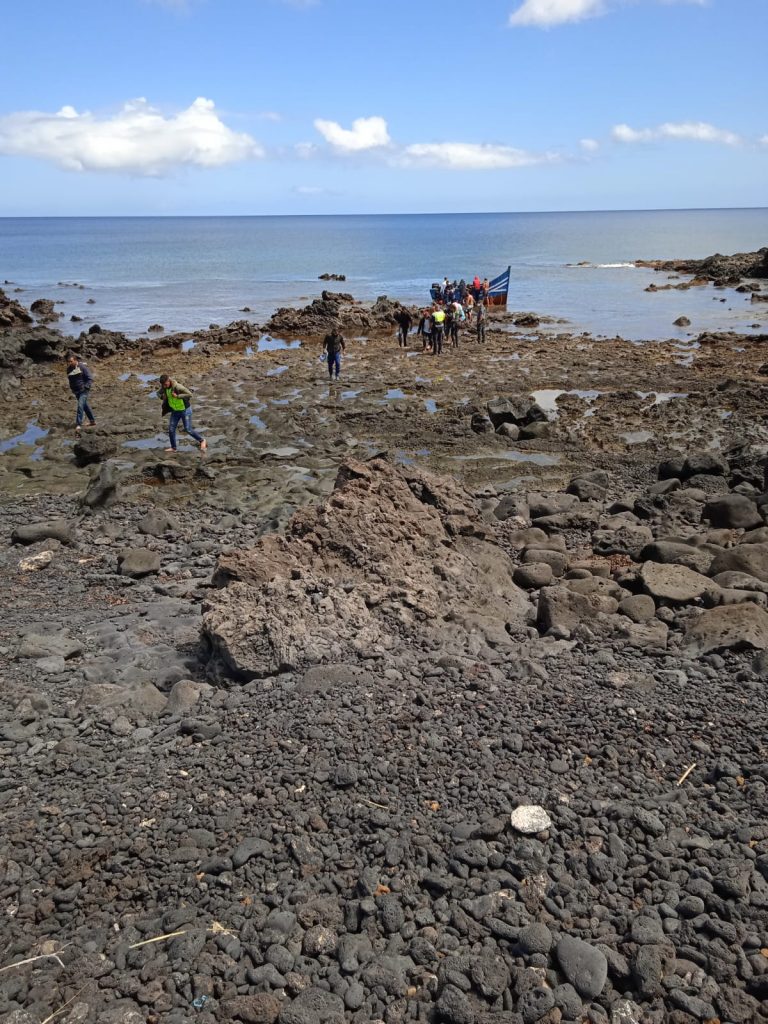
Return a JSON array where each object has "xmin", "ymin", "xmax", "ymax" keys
[
  {"xmin": 709, "ymin": 542, "xmax": 768, "ymax": 583},
  {"xmin": 11, "ymin": 519, "xmax": 73, "ymax": 545},
  {"xmin": 118, "ymin": 548, "xmax": 162, "ymax": 578},
  {"xmin": 297, "ymin": 663, "xmax": 375, "ymax": 694},
  {"xmin": 682, "ymin": 603, "xmax": 768, "ymax": 656},
  {"xmin": 16, "ymin": 632, "xmax": 82, "ymax": 660},
  {"xmin": 640, "ymin": 561, "xmax": 715, "ymax": 604}
]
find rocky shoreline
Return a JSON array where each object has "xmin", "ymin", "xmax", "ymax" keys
[{"xmin": 1, "ymin": 263, "xmax": 768, "ymax": 1024}]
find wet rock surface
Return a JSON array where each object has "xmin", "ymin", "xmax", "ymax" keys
[{"xmin": 1, "ymin": 290, "xmax": 768, "ymax": 1024}]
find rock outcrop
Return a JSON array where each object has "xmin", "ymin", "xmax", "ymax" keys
[
  {"xmin": 637, "ymin": 247, "xmax": 768, "ymax": 284},
  {"xmin": 265, "ymin": 292, "xmax": 419, "ymax": 337},
  {"xmin": 204, "ymin": 458, "xmax": 532, "ymax": 678}
]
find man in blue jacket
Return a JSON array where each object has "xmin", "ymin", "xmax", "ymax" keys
[{"xmin": 65, "ymin": 351, "xmax": 96, "ymax": 434}]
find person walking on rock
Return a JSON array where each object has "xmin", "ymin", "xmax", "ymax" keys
[
  {"xmin": 65, "ymin": 351, "xmax": 96, "ymax": 434},
  {"xmin": 157, "ymin": 374, "xmax": 207, "ymax": 453},
  {"xmin": 417, "ymin": 309, "xmax": 433, "ymax": 352},
  {"xmin": 476, "ymin": 300, "xmax": 488, "ymax": 343},
  {"xmin": 323, "ymin": 329, "xmax": 346, "ymax": 380},
  {"xmin": 431, "ymin": 306, "xmax": 446, "ymax": 356},
  {"xmin": 395, "ymin": 309, "xmax": 412, "ymax": 348}
]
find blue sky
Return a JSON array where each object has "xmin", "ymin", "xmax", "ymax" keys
[{"xmin": 0, "ymin": 0, "xmax": 765, "ymax": 215}]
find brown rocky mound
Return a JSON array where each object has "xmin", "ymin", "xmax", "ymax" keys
[
  {"xmin": 0, "ymin": 288, "xmax": 34, "ymax": 328},
  {"xmin": 265, "ymin": 292, "xmax": 419, "ymax": 337},
  {"xmin": 203, "ymin": 457, "xmax": 533, "ymax": 678},
  {"xmin": 637, "ymin": 246, "xmax": 768, "ymax": 283}
]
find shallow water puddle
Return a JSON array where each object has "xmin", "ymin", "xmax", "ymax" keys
[
  {"xmin": 181, "ymin": 339, "xmax": 196, "ymax": 353},
  {"xmin": 384, "ymin": 388, "xmax": 408, "ymax": 400},
  {"xmin": 530, "ymin": 389, "xmax": 602, "ymax": 417},
  {"xmin": 249, "ymin": 414, "xmax": 268, "ymax": 430},
  {"xmin": 0, "ymin": 421, "xmax": 49, "ymax": 454},
  {"xmin": 267, "ymin": 365, "xmax": 289, "ymax": 377},
  {"xmin": 342, "ymin": 389, "xmax": 361, "ymax": 400},
  {"xmin": 451, "ymin": 450, "xmax": 561, "ymax": 467},
  {"xmin": 123, "ymin": 436, "xmax": 167, "ymax": 450},
  {"xmin": 425, "ymin": 399, "xmax": 438, "ymax": 414},
  {"xmin": 636, "ymin": 391, "xmax": 688, "ymax": 405},
  {"xmin": 621, "ymin": 430, "xmax": 655, "ymax": 445},
  {"xmin": 258, "ymin": 335, "xmax": 302, "ymax": 352}
]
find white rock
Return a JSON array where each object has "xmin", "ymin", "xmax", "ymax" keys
[
  {"xmin": 18, "ymin": 550, "xmax": 53, "ymax": 572},
  {"xmin": 510, "ymin": 804, "xmax": 552, "ymax": 834}
]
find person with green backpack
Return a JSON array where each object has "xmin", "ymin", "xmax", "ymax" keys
[{"xmin": 157, "ymin": 374, "xmax": 208, "ymax": 453}]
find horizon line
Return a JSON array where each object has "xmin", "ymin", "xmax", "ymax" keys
[{"xmin": 1, "ymin": 206, "xmax": 767, "ymax": 220}]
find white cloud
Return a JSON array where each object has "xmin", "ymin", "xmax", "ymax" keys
[
  {"xmin": 612, "ymin": 120, "xmax": 741, "ymax": 145},
  {"xmin": 0, "ymin": 97, "xmax": 262, "ymax": 175},
  {"xmin": 313, "ymin": 116, "xmax": 390, "ymax": 152},
  {"xmin": 580, "ymin": 137, "xmax": 600, "ymax": 151},
  {"xmin": 258, "ymin": 111, "xmax": 282, "ymax": 122},
  {"xmin": 510, "ymin": 0, "xmax": 604, "ymax": 26},
  {"xmin": 761, "ymin": 135, "xmax": 768, "ymax": 146},
  {"xmin": 510, "ymin": 0, "xmax": 705, "ymax": 28},
  {"xmin": 400, "ymin": 142, "xmax": 555, "ymax": 170}
]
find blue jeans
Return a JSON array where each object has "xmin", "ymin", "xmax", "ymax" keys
[
  {"xmin": 168, "ymin": 408, "xmax": 204, "ymax": 449},
  {"xmin": 328, "ymin": 352, "xmax": 341, "ymax": 379},
  {"xmin": 75, "ymin": 391, "xmax": 95, "ymax": 427}
]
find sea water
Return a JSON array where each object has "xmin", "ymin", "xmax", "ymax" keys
[{"xmin": 1, "ymin": 208, "xmax": 766, "ymax": 339}]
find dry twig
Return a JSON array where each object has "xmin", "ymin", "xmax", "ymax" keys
[
  {"xmin": 40, "ymin": 984, "xmax": 88, "ymax": 1024},
  {"xmin": 676, "ymin": 763, "xmax": 697, "ymax": 786},
  {"xmin": 0, "ymin": 949, "xmax": 69, "ymax": 975},
  {"xmin": 127, "ymin": 929, "xmax": 187, "ymax": 949}
]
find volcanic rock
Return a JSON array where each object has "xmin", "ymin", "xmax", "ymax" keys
[
  {"xmin": 637, "ymin": 247, "xmax": 768, "ymax": 282},
  {"xmin": 0, "ymin": 288, "xmax": 33, "ymax": 327},
  {"xmin": 639, "ymin": 561, "xmax": 716, "ymax": 604},
  {"xmin": 204, "ymin": 458, "xmax": 531, "ymax": 678},
  {"xmin": 118, "ymin": 548, "xmax": 162, "ymax": 578},
  {"xmin": 682, "ymin": 603, "xmax": 768, "ymax": 655},
  {"xmin": 29, "ymin": 298, "xmax": 61, "ymax": 323},
  {"xmin": 555, "ymin": 936, "xmax": 608, "ymax": 999},
  {"xmin": 709, "ymin": 542, "xmax": 768, "ymax": 582},
  {"xmin": 11, "ymin": 520, "xmax": 73, "ymax": 545},
  {"xmin": 703, "ymin": 494, "xmax": 762, "ymax": 530}
]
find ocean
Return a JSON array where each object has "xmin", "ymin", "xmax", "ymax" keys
[{"xmin": 1, "ymin": 209, "xmax": 766, "ymax": 340}]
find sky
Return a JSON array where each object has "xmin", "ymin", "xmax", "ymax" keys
[{"xmin": 0, "ymin": 0, "xmax": 765, "ymax": 215}]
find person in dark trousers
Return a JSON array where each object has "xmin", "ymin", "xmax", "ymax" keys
[
  {"xmin": 395, "ymin": 309, "xmax": 412, "ymax": 348},
  {"xmin": 417, "ymin": 309, "xmax": 433, "ymax": 352},
  {"xmin": 157, "ymin": 374, "xmax": 207, "ymax": 453},
  {"xmin": 449, "ymin": 305, "xmax": 461, "ymax": 348},
  {"xmin": 432, "ymin": 307, "xmax": 445, "ymax": 355},
  {"xmin": 323, "ymin": 329, "xmax": 346, "ymax": 380},
  {"xmin": 65, "ymin": 351, "xmax": 96, "ymax": 434},
  {"xmin": 476, "ymin": 301, "xmax": 487, "ymax": 343}
]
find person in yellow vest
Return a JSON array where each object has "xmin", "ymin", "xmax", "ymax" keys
[
  {"xmin": 431, "ymin": 306, "xmax": 446, "ymax": 355},
  {"xmin": 157, "ymin": 374, "xmax": 207, "ymax": 453}
]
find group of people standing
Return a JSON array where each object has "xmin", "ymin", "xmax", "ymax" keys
[
  {"xmin": 436, "ymin": 274, "xmax": 491, "ymax": 305},
  {"xmin": 391, "ymin": 294, "xmax": 488, "ymax": 359}
]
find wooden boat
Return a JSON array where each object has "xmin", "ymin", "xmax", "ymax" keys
[
  {"xmin": 485, "ymin": 266, "xmax": 511, "ymax": 307},
  {"xmin": 430, "ymin": 266, "xmax": 510, "ymax": 307}
]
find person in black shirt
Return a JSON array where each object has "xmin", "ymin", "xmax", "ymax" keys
[
  {"xmin": 65, "ymin": 351, "xmax": 96, "ymax": 434},
  {"xmin": 395, "ymin": 309, "xmax": 412, "ymax": 348},
  {"xmin": 323, "ymin": 329, "xmax": 346, "ymax": 380}
]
